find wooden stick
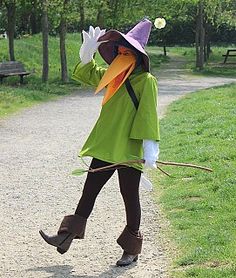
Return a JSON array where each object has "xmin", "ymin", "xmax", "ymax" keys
[
  {"xmin": 157, "ymin": 160, "xmax": 213, "ymax": 172},
  {"xmin": 88, "ymin": 159, "xmax": 140, "ymax": 173},
  {"xmin": 84, "ymin": 159, "xmax": 213, "ymax": 174},
  {"xmin": 157, "ymin": 166, "xmax": 171, "ymax": 177}
]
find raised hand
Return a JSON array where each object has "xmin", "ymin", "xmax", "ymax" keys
[{"xmin": 79, "ymin": 26, "xmax": 106, "ymax": 64}]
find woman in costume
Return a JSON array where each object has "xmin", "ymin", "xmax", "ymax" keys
[{"xmin": 39, "ymin": 19, "xmax": 160, "ymax": 267}]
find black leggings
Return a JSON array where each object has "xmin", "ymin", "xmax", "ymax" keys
[{"xmin": 75, "ymin": 158, "xmax": 141, "ymax": 232}]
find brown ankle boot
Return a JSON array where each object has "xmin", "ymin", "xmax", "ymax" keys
[
  {"xmin": 116, "ymin": 226, "xmax": 143, "ymax": 266},
  {"xmin": 39, "ymin": 214, "xmax": 87, "ymax": 254},
  {"xmin": 116, "ymin": 251, "xmax": 138, "ymax": 266}
]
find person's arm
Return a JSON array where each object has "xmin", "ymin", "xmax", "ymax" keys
[
  {"xmin": 129, "ymin": 74, "xmax": 160, "ymax": 169},
  {"xmin": 72, "ymin": 26, "xmax": 107, "ymax": 87},
  {"xmin": 72, "ymin": 59, "xmax": 106, "ymax": 87}
]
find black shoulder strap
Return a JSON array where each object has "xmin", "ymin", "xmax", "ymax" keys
[{"xmin": 125, "ymin": 79, "xmax": 139, "ymax": 110}]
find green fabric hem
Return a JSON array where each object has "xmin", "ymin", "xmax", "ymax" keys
[{"xmin": 129, "ymin": 135, "xmax": 160, "ymax": 141}]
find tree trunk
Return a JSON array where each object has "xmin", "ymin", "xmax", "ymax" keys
[
  {"xmin": 79, "ymin": 0, "xmax": 85, "ymax": 41},
  {"xmin": 199, "ymin": 2, "xmax": 205, "ymax": 70},
  {"xmin": 207, "ymin": 41, "xmax": 211, "ymax": 59},
  {"xmin": 30, "ymin": 0, "xmax": 40, "ymax": 34},
  {"xmin": 196, "ymin": 1, "xmax": 204, "ymax": 70},
  {"xmin": 96, "ymin": 2, "xmax": 105, "ymax": 28},
  {"xmin": 5, "ymin": 2, "xmax": 16, "ymax": 61},
  {"xmin": 195, "ymin": 16, "xmax": 200, "ymax": 68},
  {"xmin": 30, "ymin": 13, "xmax": 38, "ymax": 34},
  {"xmin": 110, "ymin": 0, "xmax": 118, "ymax": 28},
  {"xmin": 59, "ymin": 16, "xmax": 68, "ymax": 83},
  {"xmin": 204, "ymin": 33, "xmax": 209, "ymax": 62},
  {"xmin": 205, "ymin": 23, "xmax": 211, "ymax": 60},
  {"xmin": 42, "ymin": 1, "xmax": 49, "ymax": 82}
]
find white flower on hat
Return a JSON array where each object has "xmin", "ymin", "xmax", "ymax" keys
[{"xmin": 154, "ymin": 18, "xmax": 166, "ymax": 29}]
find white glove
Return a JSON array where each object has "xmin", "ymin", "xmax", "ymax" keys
[
  {"xmin": 79, "ymin": 26, "xmax": 106, "ymax": 64},
  {"xmin": 140, "ymin": 174, "xmax": 153, "ymax": 191},
  {"xmin": 143, "ymin": 139, "xmax": 159, "ymax": 169}
]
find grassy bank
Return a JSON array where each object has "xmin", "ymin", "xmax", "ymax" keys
[
  {"xmin": 155, "ymin": 83, "xmax": 236, "ymax": 277},
  {"xmin": 167, "ymin": 45, "xmax": 236, "ymax": 77},
  {"xmin": 0, "ymin": 34, "xmax": 79, "ymax": 117},
  {"xmin": 0, "ymin": 83, "xmax": 70, "ymax": 117},
  {"xmin": 0, "ymin": 33, "xmax": 169, "ymax": 118},
  {"xmin": 0, "ymin": 35, "xmax": 235, "ymax": 118},
  {"xmin": 0, "ymin": 33, "xmax": 109, "ymax": 118}
]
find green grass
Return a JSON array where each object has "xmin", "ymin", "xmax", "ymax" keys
[
  {"xmin": 168, "ymin": 45, "xmax": 236, "ymax": 77},
  {"xmin": 154, "ymin": 83, "xmax": 236, "ymax": 278},
  {"xmin": 147, "ymin": 46, "xmax": 170, "ymax": 72},
  {"xmin": 0, "ymin": 33, "xmax": 83, "ymax": 81},
  {"xmin": 0, "ymin": 83, "xmax": 71, "ymax": 117},
  {"xmin": 0, "ymin": 33, "xmax": 110, "ymax": 118},
  {"xmin": 0, "ymin": 34, "xmax": 81, "ymax": 117},
  {"xmin": 0, "ymin": 34, "xmax": 234, "ymax": 118},
  {"xmin": 0, "ymin": 34, "xmax": 168, "ymax": 118}
]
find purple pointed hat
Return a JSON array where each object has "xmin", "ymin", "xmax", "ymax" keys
[{"xmin": 98, "ymin": 19, "xmax": 152, "ymax": 72}]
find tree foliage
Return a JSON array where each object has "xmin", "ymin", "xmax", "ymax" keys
[
  {"xmin": 0, "ymin": 0, "xmax": 235, "ymax": 77},
  {"xmin": 0, "ymin": 0, "xmax": 235, "ymax": 37}
]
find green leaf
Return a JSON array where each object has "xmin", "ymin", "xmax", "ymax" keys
[{"xmin": 72, "ymin": 168, "xmax": 86, "ymax": 176}]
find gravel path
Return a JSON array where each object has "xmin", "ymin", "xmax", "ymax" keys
[{"xmin": 0, "ymin": 56, "xmax": 235, "ymax": 278}]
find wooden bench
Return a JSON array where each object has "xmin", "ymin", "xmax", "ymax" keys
[
  {"xmin": 0, "ymin": 61, "xmax": 31, "ymax": 84},
  {"xmin": 222, "ymin": 49, "xmax": 236, "ymax": 64}
]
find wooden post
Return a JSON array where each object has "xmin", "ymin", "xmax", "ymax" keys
[{"xmin": 163, "ymin": 45, "xmax": 167, "ymax": 56}]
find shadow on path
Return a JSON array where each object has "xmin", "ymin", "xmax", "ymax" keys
[{"xmin": 27, "ymin": 263, "xmax": 135, "ymax": 278}]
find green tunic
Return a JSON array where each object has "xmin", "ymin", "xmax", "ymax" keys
[{"xmin": 72, "ymin": 59, "xmax": 160, "ymax": 170}]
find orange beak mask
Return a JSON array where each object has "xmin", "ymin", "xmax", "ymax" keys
[{"xmin": 95, "ymin": 46, "xmax": 137, "ymax": 105}]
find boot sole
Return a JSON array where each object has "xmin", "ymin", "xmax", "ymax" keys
[
  {"xmin": 116, "ymin": 255, "xmax": 138, "ymax": 267},
  {"xmin": 57, "ymin": 247, "xmax": 66, "ymax": 254}
]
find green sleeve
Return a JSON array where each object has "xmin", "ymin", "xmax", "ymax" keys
[
  {"xmin": 129, "ymin": 74, "xmax": 160, "ymax": 141},
  {"xmin": 72, "ymin": 59, "xmax": 106, "ymax": 87}
]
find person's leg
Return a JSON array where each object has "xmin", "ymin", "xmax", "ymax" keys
[
  {"xmin": 116, "ymin": 166, "xmax": 142, "ymax": 266},
  {"xmin": 75, "ymin": 158, "xmax": 115, "ymax": 217},
  {"xmin": 118, "ymin": 166, "xmax": 141, "ymax": 232},
  {"xmin": 40, "ymin": 158, "xmax": 115, "ymax": 254}
]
